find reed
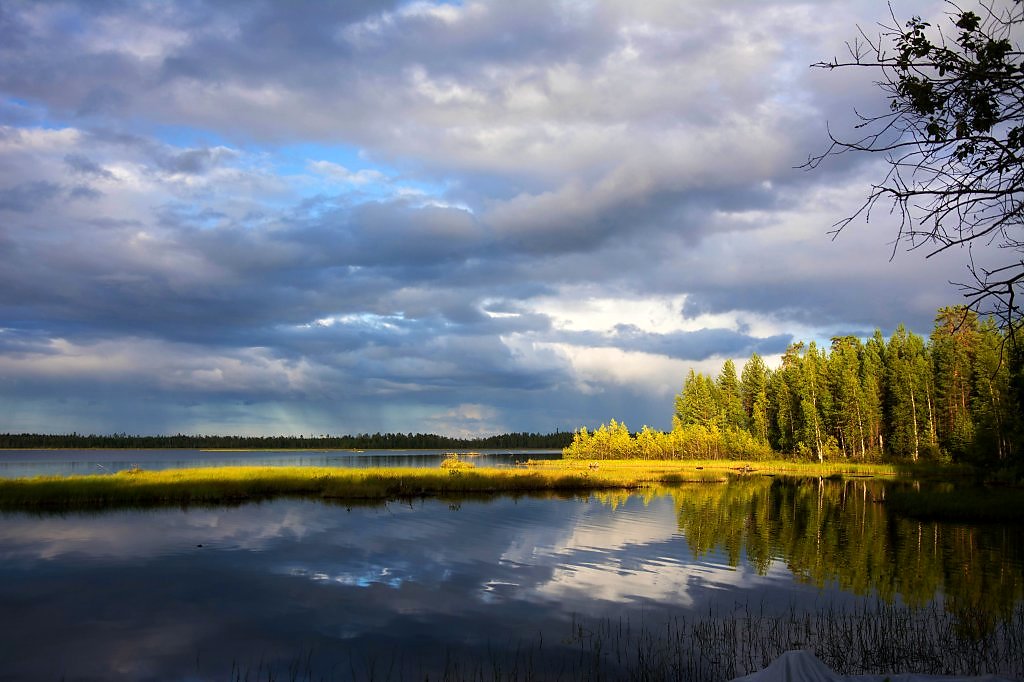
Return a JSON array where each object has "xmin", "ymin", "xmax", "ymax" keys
[{"xmin": 221, "ymin": 601, "xmax": 1024, "ymax": 681}]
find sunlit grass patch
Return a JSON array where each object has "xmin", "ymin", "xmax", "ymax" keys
[
  {"xmin": 0, "ymin": 465, "xmax": 640, "ymax": 510},
  {"xmin": 0, "ymin": 459, "xmax": 958, "ymax": 511}
]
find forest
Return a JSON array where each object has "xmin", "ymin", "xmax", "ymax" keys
[
  {"xmin": 565, "ymin": 306, "xmax": 1023, "ymax": 468},
  {"xmin": 0, "ymin": 430, "xmax": 573, "ymax": 451}
]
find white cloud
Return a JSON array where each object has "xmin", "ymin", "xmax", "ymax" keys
[
  {"xmin": 541, "ymin": 343, "xmax": 690, "ymax": 397},
  {"xmin": 308, "ymin": 160, "xmax": 387, "ymax": 185}
]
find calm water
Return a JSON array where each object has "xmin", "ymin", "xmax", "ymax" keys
[
  {"xmin": 0, "ymin": 448, "xmax": 562, "ymax": 478},
  {"xmin": 0, "ymin": 478, "xmax": 1021, "ymax": 680}
]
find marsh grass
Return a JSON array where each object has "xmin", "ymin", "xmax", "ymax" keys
[
  {"xmin": 0, "ymin": 459, "xmax": 965, "ymax": 511},
  {"xmin": 562, "ymin": 601, "xmax": 1024, "ymax": 681},
  {"xmin": 219, "ymin": 601, "xmax": 1024, "ymax": 681},
  {"xmin": 0, "ymin": 464, "xmax": 663, "ymax": 510}
]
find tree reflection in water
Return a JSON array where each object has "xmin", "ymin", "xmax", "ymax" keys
[{"xmin": 657, "ymin": 477, "xmax": 1023, "ymax": 626}]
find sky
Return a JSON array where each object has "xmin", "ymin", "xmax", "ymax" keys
[{"xmin": 0, "ymin": 0, "xmax": 1003, "ymax": 437}]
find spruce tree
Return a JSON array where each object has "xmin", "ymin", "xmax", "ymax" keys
[
  {"xmin": 829, "ymin": 336, "xmax": 867, "ymax": 459},
  {"xmin": 718, "ymin": 359, "xmax": 746, "ymax": 431},
  {"xmin": 675, "ymin": 369, "xmax": 721, "ymax": 429},
  {"xmin": 885, "ymin": 325, "xmax": 930, "ymax": 461},
  {"xmin": 931, "ymin": 306, "xmax": 979, "ymax": 456},
  {"xmin": 741, "ymin": 353, "xmax": 771, "ymax": 444}
]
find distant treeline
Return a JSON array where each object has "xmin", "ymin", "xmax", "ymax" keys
[
  {"xmin": 0, "ymin": 431, "xmax": 573, "ymax": 450},
  {"xmin": 567, "ymin": 306, "xmax": 1024, "ymax": 468}
]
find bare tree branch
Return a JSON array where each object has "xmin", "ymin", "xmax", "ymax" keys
[{"xmin": 805, "ymin": 0, "xmax": 1024, "ymax": 332}]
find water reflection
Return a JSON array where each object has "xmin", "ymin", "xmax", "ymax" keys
[
  {"xmin": 669, "ymin": 477, "xmax": 1024, "ymax": 620},
  {"xmin": 0, "ymin": 478, "xmax": 1020, "ymax": 680}
]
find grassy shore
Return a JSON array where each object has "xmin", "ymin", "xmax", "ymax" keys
[{"xmin": 0, "ymin": 458, "xmax": 967, "ymax": 511}]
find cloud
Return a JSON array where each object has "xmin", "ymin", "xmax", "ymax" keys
[
  {"xmin": 0, "ymin": 0, "xmax": 982, "ymax": 435},
  {"xmin": 308, "ymin": 160, "xmax": 387, "ymax": 186},
  {"xmin": 0, "ymin": 180, "xmax": 60, "ymax": 212},
  {"xmin": 0, "ymin": 336, "xmax": 325, "ymax": 397},
  {"xmin": 63, "ymin": 153, "xmax": 116, "ymax": 179},
  {"xmin": 157, "ymin": 146, "xmax": 239, "ymax": 175}
]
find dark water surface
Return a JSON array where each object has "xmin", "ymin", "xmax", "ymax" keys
[
  {"xmin": 0, "ymin": 448, "xmax": 562, "ymax": 479},
  {"xmin": 0, "ymin": 478, "xmax": 1021, "ymax": 680}
]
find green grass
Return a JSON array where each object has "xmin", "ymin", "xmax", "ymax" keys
[{"xmin": 0, "ymin": 459, "xmax": 952, "ymax": 511}]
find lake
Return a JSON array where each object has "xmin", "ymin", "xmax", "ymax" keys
[
  {"xmin": 0, "ymin": 472, "xmax": 1021, "ymax": 680},
  {"xmin": 0, "ymin": 448, "xmax": 563, "ymax": 479}
]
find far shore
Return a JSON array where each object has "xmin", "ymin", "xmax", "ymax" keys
[{"xmin": 0, "ymin": 447, "xmax": 558, "ymax": 452}]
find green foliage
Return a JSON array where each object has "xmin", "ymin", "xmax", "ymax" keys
[
  {"xmin": 564, "ymin": 421, "xmax": 773, "ymax": 461},
  {"xmin": 741, "ymin": 353, "xmax": 770, "ymax": 444},
  {"xmin": 717, "ymin": 359, "xmax": 746, "ymax": 430},
  {"xmin": 563, "ymin": 419, "xmax": 637, "ymax": 459},
  {"xmin": 884, "ymin": 325, "xmax": 931, "ymax": 461},
  {"xmin": 674, "ymin": 370, "xmax": 721, "ymax": 429}
]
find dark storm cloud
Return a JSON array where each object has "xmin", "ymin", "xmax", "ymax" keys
[
  {"xmin": 292, "ymin": 201, "xmax": 488, "ymax": 267},
  {"xmin": 68, "ymin": 184, "xmax": 103, "ymax": 200},
  {"xmin": 557, "ymin": 325, "xmax": 792, "ymax": 361},
  {"xmin": 0, "ymin": 180, "xmax": 60, "ymax": 212},
  {"xmin": 157, "ymin": 147, "xmax": 238, "ymax": 174},
  {"xmin": 156, "ymin": 0, "xmax": 398, "ymax": 82},
  {"xmin": 0, "ymin": 327, "xmax": 57, "ymax": 355},
  {"xmin": 490, "ymin": 179, "xmax": 791, "ymax": 255},
  {"xmin": 64, "ymin": 153, "xmax": 115, "ymax": 179}
]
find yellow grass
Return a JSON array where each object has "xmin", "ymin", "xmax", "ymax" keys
[{"xmin": 0, "ymin": 459, "xmax": 957, "ymax": 510}]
